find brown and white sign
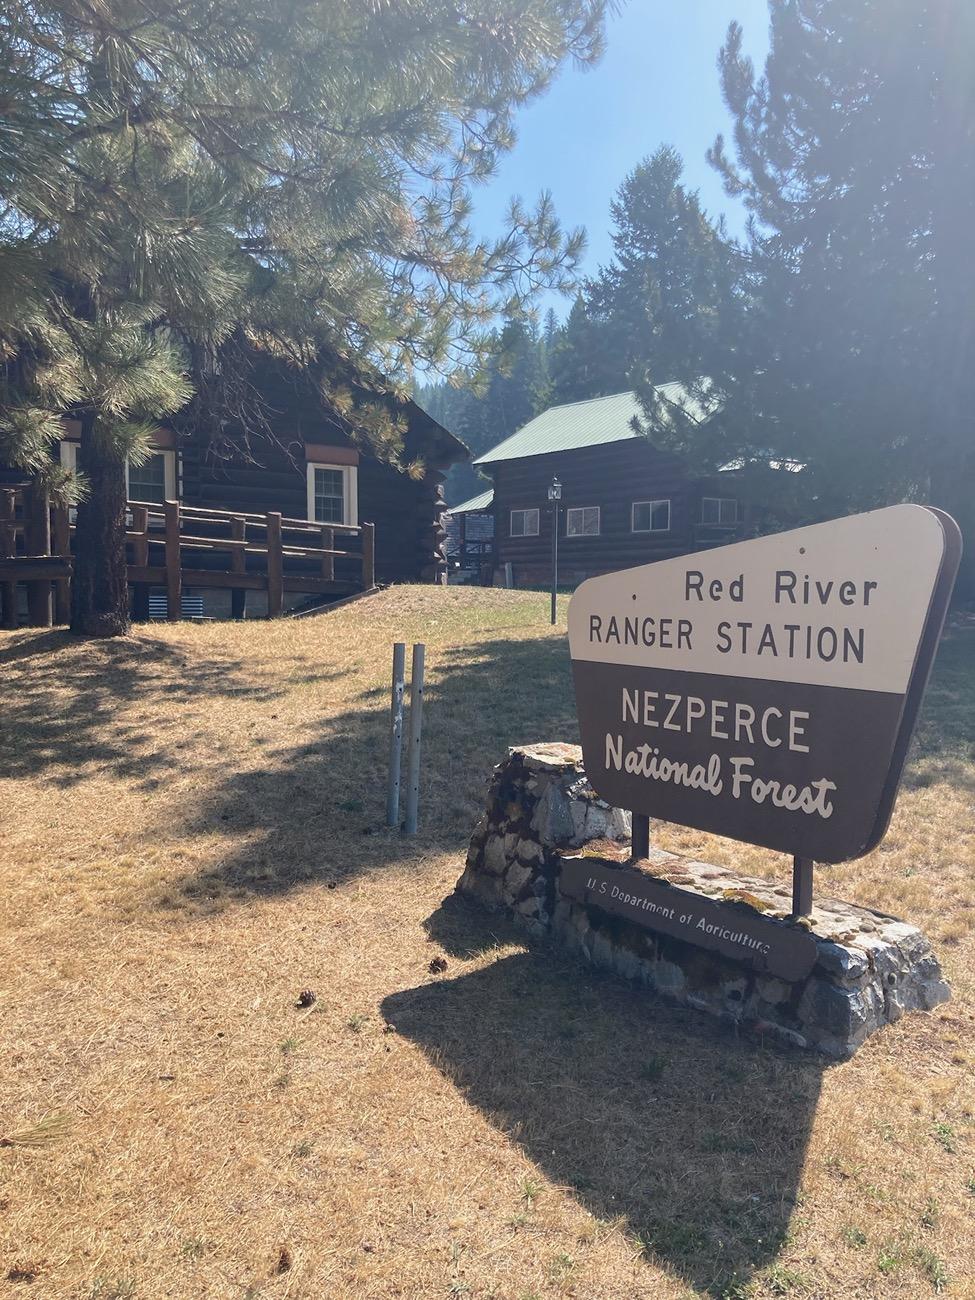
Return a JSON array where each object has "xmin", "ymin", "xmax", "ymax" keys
[{"xmin": 568, "ymin": 506, "xmax": 961, "ymax": 862}]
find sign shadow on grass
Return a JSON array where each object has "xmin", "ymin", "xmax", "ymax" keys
[{"xmin": 384, "ymin": 912, "xmax": 827, "ymax": 1297}]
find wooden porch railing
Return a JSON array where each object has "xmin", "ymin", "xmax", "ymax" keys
[
  {"xmin": 0, "ymin": 485, "xmax": 375, "ymax": 628},
  {"xmin": 691, "ymin": 521, "xmax": 745, "ymax": 551}
]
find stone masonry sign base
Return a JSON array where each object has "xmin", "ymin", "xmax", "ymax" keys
[{"xmin": 456, "ymin": 745, "xmax": 950, "ymax": 1059}]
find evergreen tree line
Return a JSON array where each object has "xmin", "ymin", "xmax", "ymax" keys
[
  {"xmin": 415, "ymin": 311, "xmax": 559, "ymax": 505},
  {"xmin": 422, "ymin": 0, "xmax": 975, "ymax": 597},
  {"xmin": 416, "ymin": 143, "xmax": 728, "ymax": 506}
]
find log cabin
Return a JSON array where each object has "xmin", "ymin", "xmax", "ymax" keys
[
  {"xmin": 463, "ymin": 388, "xmax": 750, "ymax": 588},
  {"xmin": 0, "ymin": 353, "xmax": 467, "ymax": 623},
  {"xmin": 444, "ymin": 487, "xmax": 495, "ymax": 584}
]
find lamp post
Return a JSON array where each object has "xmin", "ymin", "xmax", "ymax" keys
[{"xmin": 548, "ymin": 476, "xmax": 562, "ymax": 625}]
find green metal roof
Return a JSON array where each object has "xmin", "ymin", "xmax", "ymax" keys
[
  {"xmin": 472, "ymin": 385, "xmax": 705, "ymax": 465},
  {"xmin": 447, "ymin": 488, "xmax": 494, "ymax": 514}
]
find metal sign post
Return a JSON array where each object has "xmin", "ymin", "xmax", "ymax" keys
[
  {"xmin": 548, "ymin": 476, "xmax": 561, "ymax": 625},
  {"xmin": 792, "ymin": 856, "xmax": 814, "ymax": 918},
  {"xmin": 404, "ymin": 643, "xmax": 426, "ymax": 835},
  {"xmin": 386, "ymin": 642, "xmax": 406, "ymax": 827},
  {"xmin": 631, "ymin": 811, "xmax": 650, "ymax": 860}
]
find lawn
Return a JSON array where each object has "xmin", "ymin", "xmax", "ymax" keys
[{"xmin": 1, "ymin": 585, "xmax": 974, "ymax": 1300}]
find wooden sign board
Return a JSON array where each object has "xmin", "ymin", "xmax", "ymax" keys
[
  {"xmin": 560, "ymin": 856, "xmax": 818, "ymax": 980},
  {"xmin": 568, "ymin": 506, "xmax": 961, "ymax": 863}
]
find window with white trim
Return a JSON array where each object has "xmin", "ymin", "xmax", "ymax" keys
[
  {"xmin": 62, "ymin": 440, "xmax": 177, "ymax": 507},
  {"xmin": 509, "ymin": 508, "xmax": 539, "ymax": 538},
  {"xmin": 59, "ymin": 439, "xmax": 79, "ymax": 474},
  {"xmin": 701, "ymin": 496, "xmax": 738, "ymax": 526},
  {"xmin": 632, "ymin": 499, "xmax": 671, "ymax": 533},
  {"xmin": 566, "ymin": 506, "xmax": 600, "ymax": 537},
  {"xmin": 307, "ymin": 462, "xmax": 358, "ymax": 525},
  {"xmin": 59, "ymin": 441, "xmax": 81, "ymax": 522},
  {"xmin": 127, "ymin": 450, "xmax": 176, "ymax": 504}
]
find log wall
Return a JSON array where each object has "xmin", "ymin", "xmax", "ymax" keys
[{"xmin": 489, "ymin": 440, "xmax": 732, "ymax": 586}]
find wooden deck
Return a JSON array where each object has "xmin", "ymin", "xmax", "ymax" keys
[{"xmin": 0, "ymin": 485, "xmax": 375, "ymax": 628}]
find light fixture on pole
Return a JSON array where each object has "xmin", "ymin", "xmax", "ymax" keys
[{"xmin": 547, "ymin": 476, "xmax": 562, "ymax": 625}]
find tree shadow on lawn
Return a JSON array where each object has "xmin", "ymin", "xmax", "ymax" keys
[
  {"xmin": 166, "ymin": 623, "xmax": 971, "ymax": 908},
  {"xmin": 0, "ymin": 628, "xmax": 288, "ymax": 789},
  {"xmin": 384, "ymin": 910, "xmax": 826, "ymax": 1298},
  {"xmin": 169, "ymin": 633, "xmax": 578, "ymax": 905}
]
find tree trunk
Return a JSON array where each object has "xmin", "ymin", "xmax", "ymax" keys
[{"xmin": 70, "ymin": 416, "xmax": 130, "ymax": 636}]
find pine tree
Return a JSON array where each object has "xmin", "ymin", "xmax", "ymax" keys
[
  {"xmin": 548, "ymin": 294, "xmax": 629, "ymax": 404},
  {"xmin": 481, "ymin": 318, "xmax": 547, "ymax": 446},
  {"xmin": 419, "ymin": 316, "xmax": 554, "ymax": 503},
  {"xmin": 0, "ymin": 0, "xmax": 607, "ymax": 633},
  {"xmin": 708, "ymin": 0, "xmax": 975, "ymax": 556},
  {"xmin": 545, "ymin": 149, "xmax": 743, "ymax": 427},
  {"xmin": 598, "ymin": 147, "xmax": 743, "ymax": 454},
  {"xmin": 543, "ymin": 308, "xmax": 561, "ymax": 353}
]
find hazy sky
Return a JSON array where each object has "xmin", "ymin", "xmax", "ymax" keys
[{"xmin": 471, "ymin": 0, "xmax": 772, "ymax": 314}]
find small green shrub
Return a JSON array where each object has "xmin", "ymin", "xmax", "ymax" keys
[{"xmin": 932, "ymin": 1121, "xmax": 956, "ymax": 1153}]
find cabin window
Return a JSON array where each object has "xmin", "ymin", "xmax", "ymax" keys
[
  {"xmin": 59, "ymin": 439, "xmax": 79, "ymax": 473},
  {"xmin": 307, "ymin": 462, "xmax": 358, "ymax": 526},
  {"xmin": 566, "ymin": 506, "xmax": 600, "ymax": 537},
  {"xmin": 701, "ymin": 496, "xmax": 737, "ymax": 526},
  {"xmin": 63, "ymin": 439, "xmax": 177, "ymax": 508},
  {"xmin": 59, "ymin": 441, "xmax": 81, "ymax": 523},
  {"xmin": 509, "ymin": 508, "xmax": 539, "ymax": 538},
  {"xmin": 632, "ymin": 499, "xmax": 671, "ymax": 533},
  {"xmin": 127, "ymin": 450, "xmax": 176, "ymax": 504}
]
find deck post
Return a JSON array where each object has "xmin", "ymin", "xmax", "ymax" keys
[
  {"xmin": 361, "ymin": 521, "xmax": 375, "ymax": 590},
  {"xmin": 52, "ymin": 503, "xmax": 71, "ymax": 624},
  {"xmin": 25, "ymin": 482, "xmax": 52, "ymax": 627},
  {"xmin": 0, "ymin": 489, "xmax": 18, "ymax": 629},
  {"xmin": 230, "ymin": 516, "xmax": 247, "ymax": 619},
  {"xmin": 266, "ymin": 512, "xmax": 283, "ymax": 617},
  {"xmin": 130, "ymin": 505, "xmax": 150, "ymax": 620},
  {"xmin": 321, "ymin": 526, "xmax": 334, "ymax": 583},
  {"xmin": 164, "ymin": 499, "xmax": 182, "ymax": 621}
]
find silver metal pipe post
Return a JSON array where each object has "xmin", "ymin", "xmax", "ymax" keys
[
  {"xmin": 386, "ymin": 642, "xmax": 406, "ymax": 827},
  {"xmin": 404, "ymin": 643, "xmax": 426, "ymax": 835}
]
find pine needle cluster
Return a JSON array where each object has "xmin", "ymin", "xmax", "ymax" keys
[{"xmin": 0, "ymin": 0, "xmax": 607, "ymax": 502}]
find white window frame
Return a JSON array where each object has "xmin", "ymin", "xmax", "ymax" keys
[
  {"xmin": 59, "ymin": 441, "xmax": 81, "ymax": 522},
  {"xmin": 701, "ymin": 496, "xmax": 738, "ymax": 526},
  {"xmin": 126, "ymin": 448, "xmax": 177, "ymax": 503},
  {"xmin": 63, "ymin": 440, "xmax": 178, "ymax": 505},
  {"xmin": 566, "ymin": 505, "xmax": 600, "ymax": 538},
  {"xmin": 307, "ymin": 461, "xmax": 358, "ymax": 527},
  {"xmin": 631, "ymin": 499, "xmax": 671, "ymax": 533},
  {"xmin": 509, "ymin": 508, "xmax": 539, "ymax": 538},
  {"xmin": 59, "ymin": 439, "xmax": 79, "ymax": 473}
]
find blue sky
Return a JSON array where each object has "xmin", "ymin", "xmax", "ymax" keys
[{"xmin": 471, "ymin": 0, "xmax": 772, "ymax": 316}]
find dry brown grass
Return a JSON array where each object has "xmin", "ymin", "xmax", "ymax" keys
[{"xmin": 1, "ymin": 585, "xmax": 974, "ymax": 1300}]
